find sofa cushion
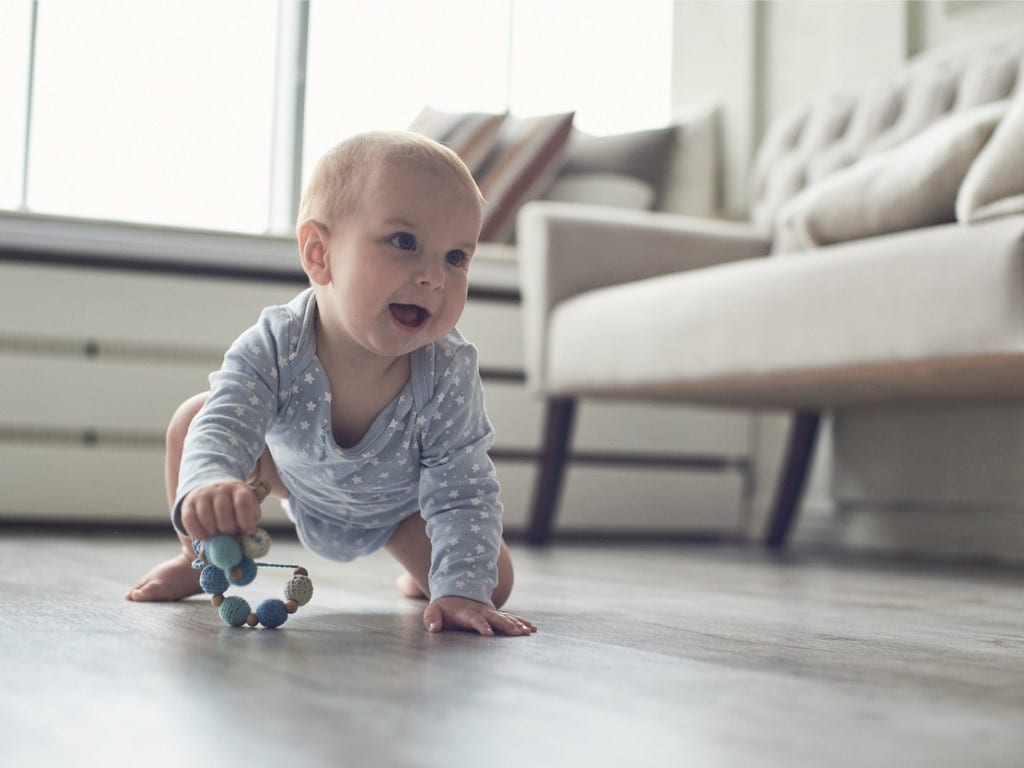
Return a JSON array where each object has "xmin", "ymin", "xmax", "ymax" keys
[
  {"xmin": 408, "ymin": 106, "xmax": 506, "ymax": 175},
  {"xmin": 957, "ymin": 74, "xmax": 1024, "ymax": 223},
  {"xmin": 476, "ymin": 112, "xmax": 575, "ymax": 243},
  {"xmin": 775, "ymin": 100, "xmax": 1008, "ymax": 253},
  {"xmin": 545, "ymin": 215, "xmax": 1024, "ymax": 407}
]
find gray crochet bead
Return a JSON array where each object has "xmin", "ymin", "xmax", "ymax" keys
[{"xmin": 285, "ymin": 574, "xmax": 314, "ymax": 606}]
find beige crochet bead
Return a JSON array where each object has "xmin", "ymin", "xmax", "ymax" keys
[
  {"xmin": 246, "ymin": 613, "xmax": 259, "ymax": 627},
  {"xmin": 284, "ymin": 574, "xmax": 314, "ymax": 606},
  {"xmin": 240, "ymin": 527, "xmax": 272, "ymax": 560}
]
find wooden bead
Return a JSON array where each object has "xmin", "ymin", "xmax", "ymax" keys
[
  {"xmin": 294, "ymin": 566, "xmax": 308, "ymax": 576},
  {"xmin": 211, "ymin": 594, "xmax": 225, "ymax": 608},
  {"xmin": 246, "ymin": 613, "xmax": 259, "ymax": 627},
  {"xmin": 250, "ymin": 481, "xmax": 271, "ymax": 502},
  {"xmin": 285, "ymin": 600, "xmax": 298, "ymax": 614}
]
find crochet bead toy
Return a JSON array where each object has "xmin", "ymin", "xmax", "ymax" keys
[
  {"xmin": 189, "ymin": 482, "xmax": 313, "ymax": 629},
  {"xmin": 192, "ymin": 523, "xmax": 314, "ymax": 630}
]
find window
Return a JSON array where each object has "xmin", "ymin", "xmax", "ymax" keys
[
  {"xmin": 0, "ymin": 1, "xmax": 32, "ymax": 210},
  {"xmin": 509, "ymin": 0, "xmax": 673, "ymax": 134},
  {"xmin": 5, "ymin": 1, "xmax": 675, "ymax": 235},
  {"xmin": 303, "ymin": 0, "xmax": 510, "ymax": 183},
  {"xmin": 25, "ymin": 0, "xmax": 276, "ymax": 233}
]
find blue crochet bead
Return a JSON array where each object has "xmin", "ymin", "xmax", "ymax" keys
[
  {"xmin": 255, "ymin": 599, "xmax": 288, "ymax": 629},
  {"xmin": 205, "ymin": 535, "xmax": 243, "ymax": 570},
  {"xmin": 199, "ymin": 565, "xmax": 229, "ymax": 595},
  {"xmin": 227, "ymin": 556, "xmax": 258, "ymax": 587},
  {"xmin": 219, "ymin": 596, "xmax": 251, "ymax": 627},
  {"xmin": 192, "ymin": 539, "xmax": 203, "ymax": 555}
]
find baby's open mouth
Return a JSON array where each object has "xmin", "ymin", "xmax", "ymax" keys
[{"xmin": 389, "ymin": 303, "xmax": 429, "ymax": 328}]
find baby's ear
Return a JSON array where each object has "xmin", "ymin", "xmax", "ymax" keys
[{"xmin": 298, "ymin": 220, "xmax": 331, "ymax": 285}]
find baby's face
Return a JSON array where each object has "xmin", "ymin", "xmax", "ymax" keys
[{"xmin": 315, "ymin": 161, "xmax": 482, "ymax": 362}]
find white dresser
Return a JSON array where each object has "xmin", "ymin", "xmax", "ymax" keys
[{"xmin": 0, "ymin": 214, "xmax": 753, "ymax": 537}]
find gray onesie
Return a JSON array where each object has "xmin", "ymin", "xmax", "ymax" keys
[{"xmin": 174, "ymin": 289, "xmax": 503, "ymax": 605}]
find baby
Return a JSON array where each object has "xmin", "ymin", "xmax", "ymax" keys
[{"xmin": 127, "ymin": 131, "xmax": 535, "ymax": 637}]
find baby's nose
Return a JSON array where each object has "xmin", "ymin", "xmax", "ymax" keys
[{"xmin": 416, "ymin": 257, "xmax": 445, "ymax": 288}]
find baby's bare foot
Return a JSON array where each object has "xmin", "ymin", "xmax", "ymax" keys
[
  {"xmin": 395, "ymin": 573, "xmax": 428, "ymax": 600},
  {"xmin": 126, "ymin": 551, "xmax": 202, "ymax": 602}
]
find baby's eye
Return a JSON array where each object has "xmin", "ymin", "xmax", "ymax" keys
[
  {"xmin": 445, "ymin": 250, "xmax": 467, "ymax": 268},
  {"xmin": 389, "ymin": 232, "xmax": 417, "ymax": 251}
]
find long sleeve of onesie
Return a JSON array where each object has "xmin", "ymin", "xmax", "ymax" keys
[
  {"xmin": 417, "ymin": 342, "xmax": 504, "ymax": 605},
  {"xmin": 172, "ymin": 306, "xmax": 293, "ymax": 534}
]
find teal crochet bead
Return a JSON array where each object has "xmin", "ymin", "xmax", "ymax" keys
[
  {"xmin": 199, "ymin": 565, "xmax": 229, "ymax": 595},
  {"xmin": 255, "ymin": 599, "xmax": 288, "ymax": 629},
  {"xmin": 227, "ymin": 556, "xmax": 258, "ymax": 587},
  {"xmin": 205, "ymin": 536, "xmax": 243, "ymax": 570},
  {"xmin": 219, "ymin": 596, "xmax": 251, "ymax": 627}
]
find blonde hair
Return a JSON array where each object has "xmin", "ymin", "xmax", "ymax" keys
[{"xmin": 296, "ymin": 131, "xmax": 484, "ymax": 235}]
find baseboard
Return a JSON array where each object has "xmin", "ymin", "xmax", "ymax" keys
[{"xmin": 833, "ymin": 503, "xmax": 1024, "ymax": 566}]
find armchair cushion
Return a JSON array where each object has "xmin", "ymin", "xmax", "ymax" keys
[
  {"xmin": 518, "ymin": 202, "xmax": 771, "ymax": 394},
  {"xmin": 957, "ymin": 73, "xmax": 1024, "ymax": 223},
  {"xmin": 543, "ymin": 173, "xmax": 655, "ymax": 211},
  {"xmin": 775, "ymin": 99, "xmax": 1008, "ymax": 253},
  {"xmin": 542, "ymin": 216, "xmax": 1024, "ymax": 407},
  {"xmin": 408, "ymin": 106, "xmax": 506, "ymax": 174},
  {"xmin": 477, "ymin": 112, "xmax": 575, "ymax": 242},
  {"xmin": 547, "ymin": 125, "xmax": 679, "ymax": 209}
]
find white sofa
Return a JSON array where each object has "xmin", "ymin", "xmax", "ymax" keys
[{"xmin": 519, "ymin": 31, "xmax": 1024, "ymax": 546}]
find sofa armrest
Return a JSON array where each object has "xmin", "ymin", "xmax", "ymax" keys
[{"xmin": 517, "ymin": 201, "xmax": 772, "ymax": 394}]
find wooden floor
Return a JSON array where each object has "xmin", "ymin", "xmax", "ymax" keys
[{"xmin": 1, "ymin": 533, "xmax": 1022, "ymax": 768}]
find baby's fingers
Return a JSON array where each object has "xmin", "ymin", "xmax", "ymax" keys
[
  {"xmin": 460, "ymin": 610, "xmax": 496, "ymax": 637},
  {"xmin": 183, "ymin": 495, "xmax": 214, "ymax": 541},
  {"xmin": 232, "ymin": 485, "xmax": 262, "ymax": 534},
  {"xmin": 212, "ymin": 492, "xmax": 238, "ymax": 535},
  {"xmin": 488, "ymin": 610, "xmax": 536, "ymax": 636}
]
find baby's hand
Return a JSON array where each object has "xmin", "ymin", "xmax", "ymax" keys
[
  {"xmin": 423, "ymin": 596, "xmax": 536, "ymax": 637},
  {"xmin": 181, "ymin": 480, "xmax": 262, "ymax": 541}
]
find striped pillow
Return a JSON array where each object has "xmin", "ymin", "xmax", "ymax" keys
[
  {"xmin": 408, "ymin": 106, "xmax": 507, "ymax": 175},
  {"xmin": 476, "ymin": 112, "xmax": 575, "ymax": 242}
]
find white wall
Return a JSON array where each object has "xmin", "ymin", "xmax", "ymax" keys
[
  {"xmin": 914, "ymin": 0, "xmax": 1024, "ymax": 51},
  {"xmin": 671, "ymin": 0, "xmax": 759, "ymax": 217},
  {"xmin": 761, "ymin": 1, "xmax": 907, "ymax": 121}
]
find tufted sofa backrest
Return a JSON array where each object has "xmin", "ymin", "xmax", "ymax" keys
[{"xmin": 748, "ymin": 29, "xmax": 1024, "ymax": 232}]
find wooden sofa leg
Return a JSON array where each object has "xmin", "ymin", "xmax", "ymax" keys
[
  {"xmin": 525, "ymin": 398, "xmax": 577, "ymax": 545},
  {"xmin": 764, "ymin": 410, "xmax": 822, "ymax": 550}
]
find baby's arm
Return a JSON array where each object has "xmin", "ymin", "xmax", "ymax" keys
[
  {"xmin": 417, "ymin": 343, "xmax": 533, "ymax": 634},
  {"xmin": 174, "ymin": 309, "xmax": 290, "ymax": 540}
]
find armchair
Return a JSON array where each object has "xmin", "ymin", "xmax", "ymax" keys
[{"xmin": 517, "ymin": 30, "xmax": 1024, "ymax": 547}]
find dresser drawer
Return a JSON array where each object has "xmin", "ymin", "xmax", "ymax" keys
[
  {"xmin": 0, "ymin": 262, "xmax": 298, "ymax": 350},
  {"xmin": 0, "ymin": 353, "xmax": 214, "ymax": 434}
]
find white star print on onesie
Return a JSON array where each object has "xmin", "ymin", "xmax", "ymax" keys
[{"xmin": 174, "ymin": 289, "xmax": 503, "ymax": 605}]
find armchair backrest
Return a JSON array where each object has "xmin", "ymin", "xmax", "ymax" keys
[{"xmin": 748, "ymin": 29, "xmax": 1024, "ymax": 232}]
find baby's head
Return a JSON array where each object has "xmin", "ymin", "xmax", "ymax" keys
[
  {"xmin": 296, "ymin": 132, "xmax": 485, "ymax": 361},
  {"xmin": 297, "ymin": 131, "xmax": 484, "ymax": 237}
]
